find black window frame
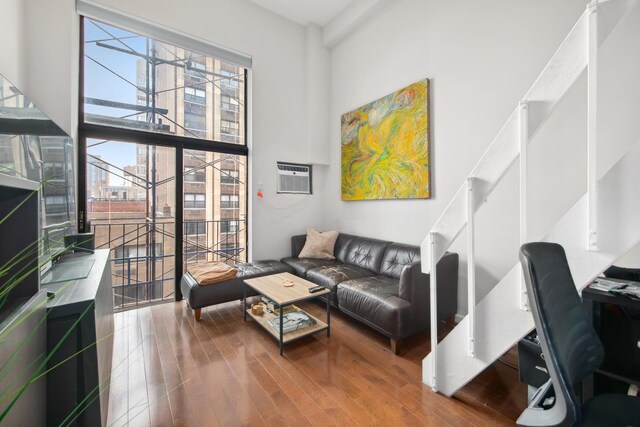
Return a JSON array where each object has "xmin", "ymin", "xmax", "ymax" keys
[{"xmin": 77, "ymin": 15, "xmax": 249, "ymax": 301}]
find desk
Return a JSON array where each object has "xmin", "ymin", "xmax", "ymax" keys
[{"xmin": 582, "ymin": 281, "xmax": 640, "ymax": 399}]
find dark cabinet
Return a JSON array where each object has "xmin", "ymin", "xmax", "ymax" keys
[
  {"xmin": 44, "ymin": 250, "xmax": 114, "ymax": 426},
  {"xmin": 518, "ymin": 331, "xmax": 550, "ymax": 389},
  {"xmin": 0, "ymin": 291, "xmax": 47, "ymax": 426}
]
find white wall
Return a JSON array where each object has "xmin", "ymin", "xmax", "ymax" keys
[
  {"xmin": 0, "ymin": 0, "xmax": 26, "ymax": 89},
  {"xmin": 305, "ymin": 24, "xmax": 331, "ymax": 165},
  {"xmin": 23, "ymin": 0, "xmax": 79, "ymax": 139},
  {"xmin": 326, "ymin": 0, "xmax": 640, "ymax": 315},
  {"xmin": 8, "ymin": 0, "xmax": 328, "ymax": 261},
  {"xmin": 0, "ymin": 0, "xmax": 78, "ymax": 137}
]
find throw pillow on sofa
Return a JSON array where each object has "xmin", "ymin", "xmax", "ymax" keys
[{"xmin": 298, "ymin": 227, "xmax": 339, "ymax": 259}]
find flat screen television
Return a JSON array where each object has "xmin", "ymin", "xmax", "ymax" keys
[
  {"xmin": 0, "ymin": 73, "xmax": 76, "ymax": 312},
  {"xmin": 0, "ymin": 175, "xmax": 39, "ymax": 322}
]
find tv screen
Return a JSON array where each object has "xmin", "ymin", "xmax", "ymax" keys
[
  {"xmin": 0, "ymin": 73, "xmax": 76, "ymax": 280},
  {"xmin": 0, "ymin": 175, "xmax": 40, "ymax": 307}
]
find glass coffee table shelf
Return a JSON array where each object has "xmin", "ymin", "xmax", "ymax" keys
[{"xmin": 243, "ymin": 272, "xmax": 331, "ymax": 355}]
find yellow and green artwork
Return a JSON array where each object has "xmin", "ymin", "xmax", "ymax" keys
[{"xmin": 341, "ymin": 79, "xmax": 430, "ymax": 201}]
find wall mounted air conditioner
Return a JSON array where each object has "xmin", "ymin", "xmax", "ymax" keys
[{"xmin": 277, "ymin": 162, "xmax": 312, "ymax": 194}]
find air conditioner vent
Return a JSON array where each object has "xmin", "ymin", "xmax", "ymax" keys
[{"xmin": 277, "ymin": 162, "xmax": 312, "ymax": 194}]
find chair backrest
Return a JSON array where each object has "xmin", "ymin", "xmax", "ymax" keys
[{"xmin": 519, "ymin": 242, "xmax": 604, "ymax": 427}]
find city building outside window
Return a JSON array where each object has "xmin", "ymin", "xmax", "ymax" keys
[
  {"xmin": 220, "ymin": 120, "xmax": 239, "ymax": 135},
  {"xmin": 220, "ymin": 220, "xmax": 238, "ymax": 233},
  {"xmin": 220, "ymin": 169, "xmax": 239, "ymax": 184},
  {"xmin": 184, "ymin": 87, "xmax": 206, "ymax": 105},
  {"xmin": 185, "ymin": 193, "xmax": 206, "ymax": 208},
  {"xmin": 220, "ymin": 95, "xmax": 238, "ymax": 112},
  {"xmin": 184, "ymin": 221, "xmax": 206, "ymax": 235},
  {"xmin": 114, "ymin": 244, "xmax": 163, "ymax": 264},
  {"xmin": 220, "ymin": 194, "xmax": 239, "ymax": 209},
  {"xmin": 220, "ymin": 69, "xmax": 239, "ymax": 88},
  {"xmin": 184, "ymin": 167, "xmax": 206, "ymax": 182}
]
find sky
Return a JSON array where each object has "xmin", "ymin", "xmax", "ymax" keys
[{"xmin": 85, "ymin": 19, "xmax": 144, "ymax": 183}]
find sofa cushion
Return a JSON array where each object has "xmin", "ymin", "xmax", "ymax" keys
[
  {"xmin": 337, "ymin": 275, "xmax": 411, "ymax": 338},
  {"xmin": 281, "ymin": 257, "xmax": 341, "ymax": 277},
  {"xmin": 380, "ymin": 243, "xmax": 421, "ymax": 279},
  {"xmin": 306, "ymin": 264, "xmax": 375, "ymax": 302},
  {"xmin": 298, "ymin": 227, "xmax": 339, "ymax": 259},
  {"xmin": 236, "ymin": 260, "xmax": 295, "ymax": 278},
  {"xmin": 343, "ymin": 236, "xmax": 390, "ymax": 273},
  {"xmin": 334, "ymin": 233, "xmax": 357, "ymax": 263},
  {"xmin": 291, "ymin": 232, "xmax": 357, "ymax": 262}
]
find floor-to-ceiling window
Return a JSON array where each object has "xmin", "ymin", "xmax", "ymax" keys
[{"xmin": 79, "ymin": 16, "xmax": 248, "ymax": 310}]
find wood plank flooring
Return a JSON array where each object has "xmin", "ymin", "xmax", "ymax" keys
[{"xmin": 107, "ymin": 300, "xmax": 526, "ymax": 426}]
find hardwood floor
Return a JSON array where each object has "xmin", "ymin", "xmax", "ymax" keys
[{"xmin": 107, "ymin": 300, "xmax": 526, "ymax": 426}]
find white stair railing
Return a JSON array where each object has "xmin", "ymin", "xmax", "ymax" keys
[
  {"xmin": 428, "ymin": 231, "xmax": 438, "ymax": 390},
  {"xmin": 466, "ymin": 177, "xmax": 476, "ymax": 358},
  {"xmin": 518, "ymin": 99, "xmax": 529, "ymax": 311},
  {"xmin": 588, "ymin": 1, "xmax": 599, "ymax": 251},
  {"xmin": 421, "ymin": 0, "xmax": 638, "ymax": 393}
]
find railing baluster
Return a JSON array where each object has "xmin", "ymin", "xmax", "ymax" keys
[
  {"xmin": 429, "ymin": 231, "xmax": 439, "ymax": 392},
  {"xmin": 161, "ymin": 223, "xmax": 166, "ymax": 301},
  {"xmin": 466, "ymin": 178, "xmax": 476, "ymax": 358},
  {"xmin": 122, "ymin": 223, "xmax": 126, "ymax": 308},
  {"xmin": 588, "ymin": 0, "xmax": 598, "ymax": 251},
  {"xmin": 519, "ymin": 100, "xmax": 529, "ymax": 311}
]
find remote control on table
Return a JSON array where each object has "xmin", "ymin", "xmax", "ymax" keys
[{"xmin": 308, "ymin": 285, "xmax": 325, "ymax": 293}]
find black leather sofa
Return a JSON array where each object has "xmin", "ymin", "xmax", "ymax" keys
[{"xmin": 281, "ymin": 233, "xmax": 458, "ymax": 353}]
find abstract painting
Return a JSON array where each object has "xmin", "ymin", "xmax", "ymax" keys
[{"xmin": 341, "ymin": 79, "xmax": 430, "ymax": 201}]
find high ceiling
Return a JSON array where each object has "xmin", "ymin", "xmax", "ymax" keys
[{"xmin": 248, "ymin": 0, "xmax": 356, "ymax": 26}]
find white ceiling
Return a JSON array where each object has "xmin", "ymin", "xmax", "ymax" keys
[{"xmin": 249, "ymin": 0, "xmax": 356, "ymax": 26}]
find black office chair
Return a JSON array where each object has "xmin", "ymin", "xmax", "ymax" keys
[{"xmin": 518, "ymin": 242, "xmax": 640, "ymax": 427}]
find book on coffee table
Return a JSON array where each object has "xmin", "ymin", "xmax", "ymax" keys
[
  {"xmin": 267, "ymin": 309, "xmax": 316, "ymax": 334},
  {"xmin": 273, "ymin": 304, "xmax": 300, "ymax": 315}
]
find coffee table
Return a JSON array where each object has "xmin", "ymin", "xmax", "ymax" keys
[{"xmin": 243, "ymin": 272, "xmax": 330, "ymax": 355}]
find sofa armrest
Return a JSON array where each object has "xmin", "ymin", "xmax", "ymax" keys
[
  {"xmin": 398, "ymin": 261, "xmax": 425, "ymax": 302},
  {"xmin": 291, "ymin": 234, "xmax": 307, "ymax": 258},
  {"xmin": 398, "ymin": 252, "xmax": 459, "ymax": 334}
]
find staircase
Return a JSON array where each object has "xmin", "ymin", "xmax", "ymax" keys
[{"xmin": 420, "ymin": 0, "xmax": 640, "ymax": 397}]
